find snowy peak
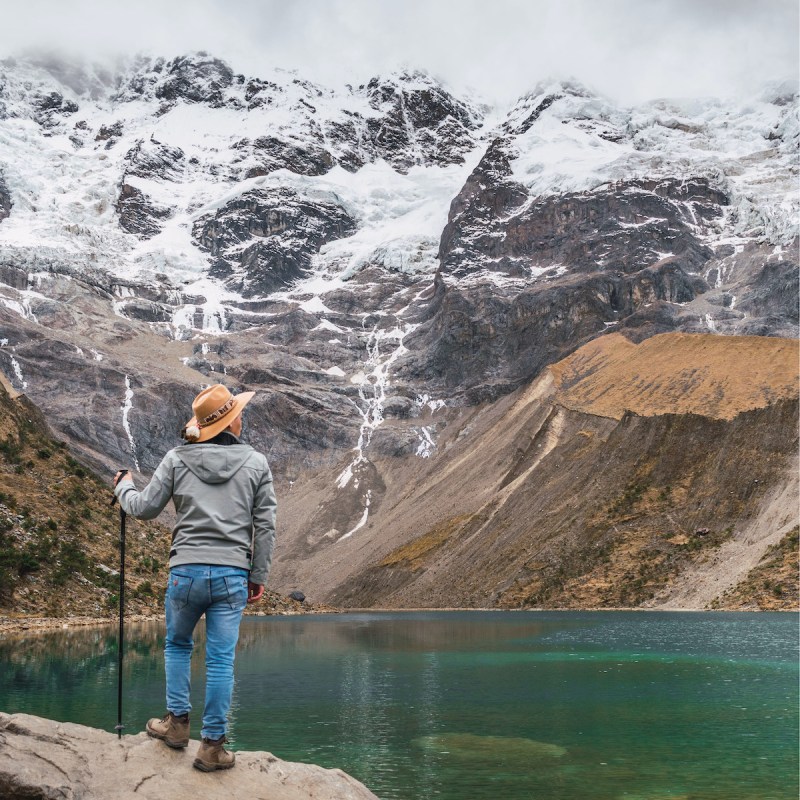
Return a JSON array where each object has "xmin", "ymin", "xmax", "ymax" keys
[
  {"xmin": 353, "ymin": 69, "xmax": 484, "ymax": 172},
  {"xmin": 501, "ymin": 79, "xmax": 601, "ymax": 134},
  {"xmin": 110, "ymin": 52, "xmax": 242, "ymax": 107},
  {"xmin": 0, "ymin": 53, "xmax": 116, "ymax": 121},
  {"xmin": 0, "ymin": 57, "xmax": 82, "ymax": 126}
]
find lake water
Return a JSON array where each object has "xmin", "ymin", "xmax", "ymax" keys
[{"xmin": 0, "ymin": 611, "xmax": 797, "ymax": 800}]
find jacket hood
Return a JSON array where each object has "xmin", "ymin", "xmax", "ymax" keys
[{"xmin": 175, "ymin": 444, "xmax": 254, "ymax": 484}]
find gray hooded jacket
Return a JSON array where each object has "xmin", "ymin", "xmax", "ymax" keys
[{"xmin": 114, "ymin": 439, "xmax": 276, "ymax": 585}]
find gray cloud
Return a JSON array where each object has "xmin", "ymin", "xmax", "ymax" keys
[{"xmin": 0, "ymin": 0, "xmax": 796, "ymax": 104}]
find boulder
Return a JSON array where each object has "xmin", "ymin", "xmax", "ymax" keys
[{"xmin": 0, "ymin": 712, "xmax": 378, "ymax": 800}]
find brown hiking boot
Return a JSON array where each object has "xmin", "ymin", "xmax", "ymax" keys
[
  {"xmin": 193, "ymin": 735, "xmax": 236, "ymax": 772},
  {"xmin": 146, "ymin": 712, "xmax": 190, "ymax": 748}
]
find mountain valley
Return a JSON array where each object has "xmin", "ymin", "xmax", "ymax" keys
[{"xmin": 0, "ymin": 53, "xmax": 797, "ymax": 613}]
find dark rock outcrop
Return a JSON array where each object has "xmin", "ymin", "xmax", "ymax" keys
[
  {"xmin": 124, "ymin": 138, "xmax": 186, "ymax": 181},
  {"xmin": 194, "ymin": 187, "xmax": 357, "ymax": 296},
  {"xmin": 237, "ymin": 135, "xmax": 335, "ymax": 178},
  {"xmin": 116, "ymin": 182, "xmax": 172, "ymax": 239},
  {"xmin": 737, "ymin": 256, "xmax": 800, "ymax": 335},
  {"xmin": 439, "ymin": 134, "xmax": 725, "ymax": 281},
  {"xmin": 95, "ymin": 120, "xmax": 124, "ymax": 143},
  {"xmin": 32, "ymin": 90, "xmax": 79, "ymax": 127},
  {"xmin": 403, "ymin": 266, "xmax": 705, "ymax": 398},
  {"xmin": 112, "ymin": 137, "xmax": 186, "ymax": 233},
  {"xmin": 353, "ymin": 70, "xmax": 482, "ymax": 172},
  {"xmin": 0, "ymin": 174, "xmax": 10, "ymax": 224},
  {"xmin": 155, "ymin": 53, "xmax": 235, "ymax": 106},
  {"xmin": 114, "ymin": 53, "xmax": 236, "ymax": 108}
]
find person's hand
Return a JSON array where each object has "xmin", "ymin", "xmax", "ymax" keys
[
  {"xmin": 113, "ymin": 470, "xmax": 133, "ymax": 488},
  {"xmin": 247, "ymin": 582, "xmax": 265, "ymax": 604}
]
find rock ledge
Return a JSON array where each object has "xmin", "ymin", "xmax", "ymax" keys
[{"xmin": 0, "ymin": 712, "xmax": 378, "ymax": 800}]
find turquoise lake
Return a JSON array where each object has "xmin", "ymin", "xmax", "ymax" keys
[{"xmin": 0, "ymin": 611, "xmax": 797, "ymax": 799}]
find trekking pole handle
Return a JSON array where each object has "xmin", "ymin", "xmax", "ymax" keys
[{"xmin": 110, "ymin": 469, "xmax": 129, "ymax": 506}]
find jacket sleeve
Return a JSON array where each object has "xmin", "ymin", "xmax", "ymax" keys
[
  {"xmin": 114, "ymin": 452, "xmax": 175, "ymax": 520},
  {"xmin": 250, "ymin": 462, "xmax": 277, "ymax": 585}
]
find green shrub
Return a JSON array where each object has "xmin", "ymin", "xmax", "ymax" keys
[
  {"xmin": 609, "ymin": 481, "xmax": 649, "ymax": 516},
  {"xmin": 52, "ymin": 536, "xmax": 91, "ymax": 586},
  {"xmin": 0, "ymin": 435, "xmax": 22, "ymax": 464}
]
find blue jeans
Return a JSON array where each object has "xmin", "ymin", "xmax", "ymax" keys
[{"xmin": 164, "ymin": 564, "xmax": 248, "ymax": 740}]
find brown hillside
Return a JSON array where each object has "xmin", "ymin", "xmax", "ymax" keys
[
  {"xmin": 0, "ymin": 382, "xmax": 171, "ymax": 618},
  {"xmin": 277, "ymin": 334, "xmax": 799, "ymax": 611},
  {"xmin": 550, "ymin": 332, "xmax": 799, "ymax": 420}
]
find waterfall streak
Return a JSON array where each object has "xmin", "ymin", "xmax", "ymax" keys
[{"xmin": 121, "ymin": 376, "xmax": 140, "ymax": 472}]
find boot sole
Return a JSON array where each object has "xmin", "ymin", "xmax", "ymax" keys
[
  {"xmin": 193, "ymin": 758, "xmax": 235, "ymax": 772},
  {"xmin": 146, "ymin": 728, "xmax": 189, "ymax": 749}
]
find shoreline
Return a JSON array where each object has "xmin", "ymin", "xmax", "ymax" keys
[
  {"xmin": 0, "ymin": 606, "xmax": 334, "ymax": 636},
  {"xmin": 2, "ymin": 604, "xmax": 795, "ymax": 635}
]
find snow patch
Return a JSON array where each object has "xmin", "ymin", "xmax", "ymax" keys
[
  {"xmin": 300, "ymin": 296, "xmax": 334, "ymax": 314},
  {"xmin": 121, "ymin": 375, "xmax": 140, "ymax": 472},
  {"xmin": 10, "ymin": 356, "xmax": 27, "ymax": 390},
  {"xmin": 415, "ymin": 394, "xmax": 446, "ymax": 415},
  {"xmin": 338, "ymin": 490, "xmax": 372, "ymax": 542},
  {"xmin": 415, "ymin": 427, "xmax": 436, "ymax": 458},
  {"xmin": 313, "ymin": 318, "xmax": 345, "ymax": 334}
]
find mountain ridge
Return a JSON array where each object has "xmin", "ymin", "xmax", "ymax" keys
[{"xmin": 0, "ymin": 51, "xmax": 797, "ymax": 612}]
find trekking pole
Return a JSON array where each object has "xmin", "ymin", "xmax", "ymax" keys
[{"xmin": 110, "ymin": 470, "xmax": 128, "ymax": 739}]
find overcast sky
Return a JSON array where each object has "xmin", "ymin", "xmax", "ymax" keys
[{"xmin": 1, "ymin": 0, "xmax": 797, "ymax": 105}]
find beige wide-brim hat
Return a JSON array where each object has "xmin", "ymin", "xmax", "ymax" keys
[{"xmin": 181, "ymin": 384, "xmax": 255, "ymax": 443}]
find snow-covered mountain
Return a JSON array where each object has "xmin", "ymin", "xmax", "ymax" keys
[{"xmin": 0, "ymin": 53, "xmax": 797, "ymax": 606}]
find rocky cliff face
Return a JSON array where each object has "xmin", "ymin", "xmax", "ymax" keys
[
  {"xmin": 195, "ymin": 187, "xmax": 358, "ymax": 296},
  {"xmin": 0, "ymin": 53, "xmax": 797, "ymax": 609}
]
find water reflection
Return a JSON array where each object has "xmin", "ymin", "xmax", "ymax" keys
[{"xmin": 0, "ymin": 612, "xmax": 797, "ymax": 800}]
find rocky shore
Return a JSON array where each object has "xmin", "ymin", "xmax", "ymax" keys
[
  {"xmin": 0, "ymin": 599, "xmax": 339, "ymax": 636},
  {"xmin": 0, "ymin": 613, "xmax": 161, "ymax": 636},
  {"xmin": 0, "ymin": 712, "xmax": 378, "ymax": 800}
]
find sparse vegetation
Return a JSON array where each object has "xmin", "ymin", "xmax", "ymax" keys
[
  {"xmin": 712, "ymin": 526, "xmax": 799, "ymax": 610},
  {"xmin": 508, "ymin": 467, "xmax": 765, "ymax": 610},
  {"xmin": 0, "ymin": 384, "xmax": 171, "ymax": 617},
  {"xmin": 379, "ymin": 514, "xmax": 474, "ymax": 570},
  {"xmin": 608, "ymin": 481, "xmax": 649, "ymax": 517}
]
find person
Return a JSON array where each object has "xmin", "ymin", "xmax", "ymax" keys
[{"xmin": 113, "ymin": 383, "xmax": 277, "ymax": 772}]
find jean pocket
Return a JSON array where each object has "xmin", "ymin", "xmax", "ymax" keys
[
  {"xmin": 167, "ymin": 573, "xmax": 193, "ymax": 610},
  {"xmin": 223, "ymin": 575, "xmax": 248, "ymax": 610}
]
